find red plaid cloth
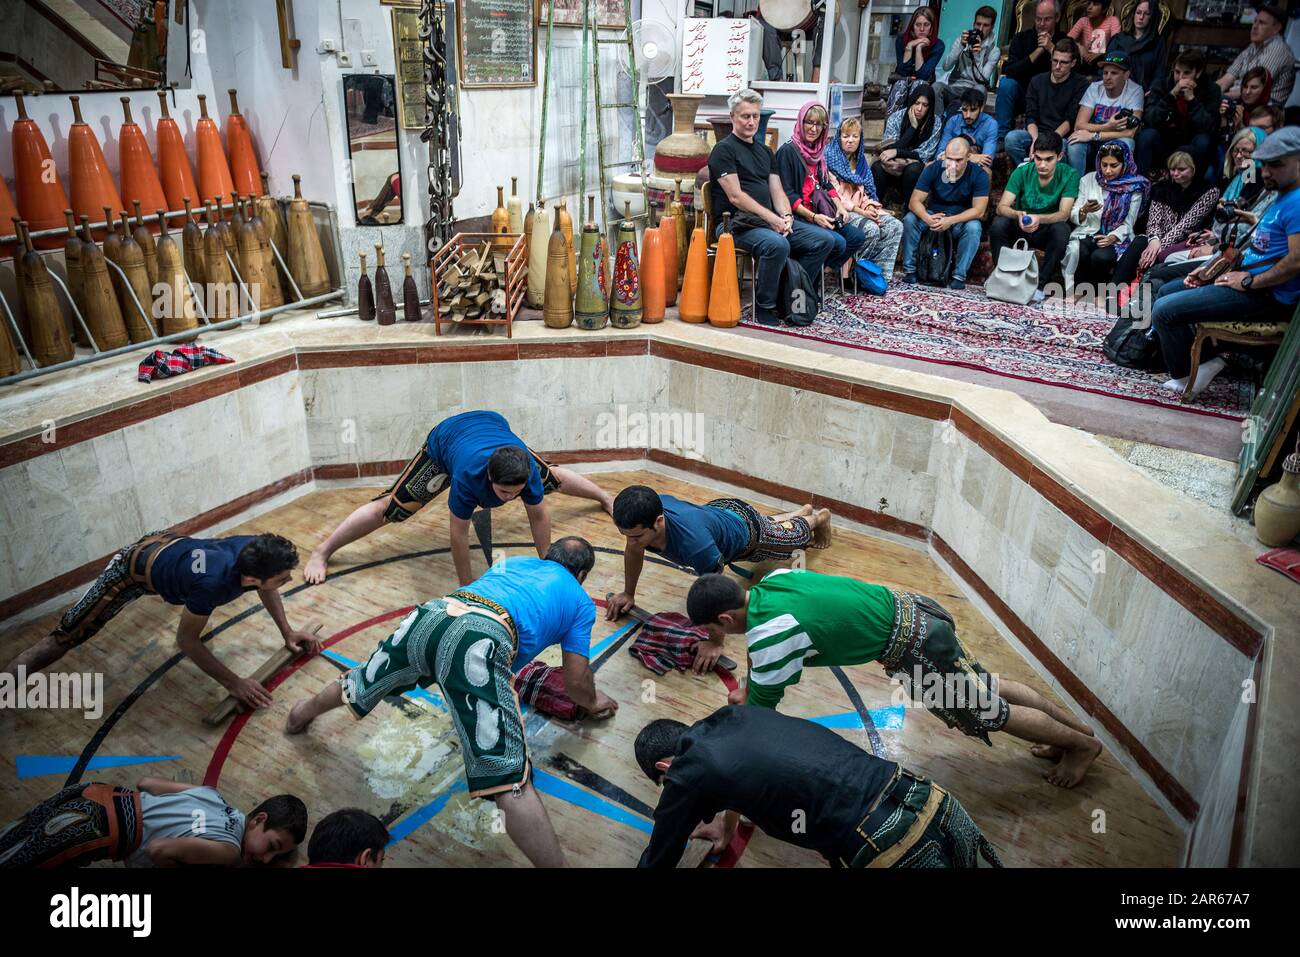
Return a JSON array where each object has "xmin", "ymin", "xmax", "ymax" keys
[
  {"xmin": 629, "ymin": 612, "xmax": 705, "ymax": 675},
  {"xmin": 137, "ymin": 346, "xmax": 234, "ymax": 383},
  {"xmin": 514, "ymin": 661, "xmax": 581, "ymax": 720}
]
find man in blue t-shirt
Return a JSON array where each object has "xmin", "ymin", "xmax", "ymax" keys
[
  {"xmin": 304, "ymin": 410, "xmax": 613, "ymax": 587},
  {"xmin": 286, "ymin": 537, "xmax": 617, "ymax": 867},
  {"xmin": 1151, "ymin": 127, "xmax": 1300, "ymax": 398},
  {"xmin": 3, "ymin": 532, "xmax": 319, "ymax": 712},
  {"xmin": 900, "ymin": 136, "xmax": 990, "ymax": 289},
  {"xmin": 606, "ymin": 485, "xmax": 831, "ymax": 673}
]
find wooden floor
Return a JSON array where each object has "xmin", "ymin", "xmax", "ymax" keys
[{"xmin": 0, "ymin": 470, "xmax": 1183, "ymax": 867}]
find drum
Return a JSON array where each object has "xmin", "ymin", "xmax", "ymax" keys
[{"xmin": 760, "ymin": 0, "xmax": 816, "ymax": 34}]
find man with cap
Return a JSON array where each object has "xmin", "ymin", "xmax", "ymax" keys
[
  {"xmin": 1066, "ymin": 51, "xmax": 1143, "ymax": 174},
  {"xmin": 1150, "ymin": 127, "xmax": 1300, "ymax": 398},
  {"xmin": 1218, "ymin": 5, "xmax": 1295, "ymax": 107}
]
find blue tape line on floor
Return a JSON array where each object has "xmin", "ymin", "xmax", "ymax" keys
[
  {"xmin": 808, "ymin": 704, "xmax": 906, "ymax": 731},
  {"xmin": 16, "ymin": 754, "xmax": 180, "ymax": 779}
]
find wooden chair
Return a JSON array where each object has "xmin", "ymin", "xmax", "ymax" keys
[{"xmin": 1183, "ymin": 319, "xmax": 1290, "ymax": 402}]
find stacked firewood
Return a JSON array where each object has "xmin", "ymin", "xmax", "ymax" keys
[{"xmin": 434, "ymin": 241, "xmax": 509, "ymax": 323}]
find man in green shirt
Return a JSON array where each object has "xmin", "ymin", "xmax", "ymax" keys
[
  {"xmin": 687, "ymin": 568, "xmax": 1102, "ymax": 788},
  {"xmin": 989, "ymin": 129, "xmax": 1079, "ymax": 303}
]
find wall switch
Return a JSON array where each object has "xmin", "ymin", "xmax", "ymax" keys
[
  {"xmin": 361, "ymin": 49, "xmax": 377, "ymax": 67},
  {"xmin": 337, "ymin": 51, "xmax": 353, "ymax": 67},
  {"xmin": 317, "ymin": 38, "xmax": 338, "ymax": 54}
]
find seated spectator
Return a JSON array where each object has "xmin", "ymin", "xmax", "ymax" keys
[
  {"xmin": 1136, "ymin": 152, "xmax": 1221, "ymax": 272},
  {"xmin": 1137, "ymin": 51, "xmax": 1221, "ymax": 177},
  {"xmin": 1105, "ymin": 0, "xmax": 1166, "ymax": 87},
  {"xmin": 1150, "ymin": 128, "xmax": 1300, "ymax": 397},
  {"xmin": 938, "ymin": 87, "xmax": 998, "ymax": 173},
  {"xmin": 990, "ymin": 129, "xmax": 1079, "ymax": 302},
  {"xmin": 304, "ymin": 808, "xmax": 389, "ymax": 868},
  {"xmin": 887, "ymin": 6, "xmax": 945, "ymax": 112},
  {"xmin": 1145, "ymin": 187, "xmax": 1277, "ymax": 297},
  {"xmin": 1217, "ymin": 4, "xmax": 1293, "ymax": 106},
  {"xmin": 1067, "ymin": 52, "xmax": 1143, "ymax": 174},
  {"xmin": 934, "ymin": 5, "xmax": 999, "ymax": 117},
  {"xmin": 873, "ymin": 83, "xmax": 942, "ymax": 205},
  {"xmin": 775, "ymin": 102, "xmax": 869, "ymax": 286},
  {"xmin": 1006, "ymin": 38, "xmax": 1090, "ymax": 168},
  {"xmin": 1222, "ymin": 67, "xmax": 1275, "ymax": 140},
  {"xmin": 1063, "ymin": 141, "xmax": 1149, "ymax": 299},
  {"xmin": 708, "ymin": 89, "xmax": 837, "ymax": 326},
  {"xmin": 901, "ymin": 136, "xmax": 990, "ymax": 289},
  {"xmin": 996, "ymin": 0, "xmax": 1066, "ymax": 148},
  {"xmin": 1247, "ymin": 103, "xmax": 1285, "ymax": 136},
  {"xmin": 1067, "ymin": 0, "xmax": 1123, "ymax": 75},
  {"xmin": 1224, "ymin": 127, "xmax": 1269, "ymax": 207},
  {"xmin": 826, "ymin": 118, "xmax": 904, "ymax": 282}
]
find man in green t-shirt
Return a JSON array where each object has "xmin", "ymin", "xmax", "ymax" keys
[
  {"xmin": 989, "ymin": 128, "xmax": 1079, "ymax": 303},
  {"xmin": 687, "ymin": 568, "xmax": 1102, "ymax": 788}
]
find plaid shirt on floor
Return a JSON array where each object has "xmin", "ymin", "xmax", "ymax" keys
[
  {"xmin": 629, "ymin": 612, "xmax": 706, "ymax": 676},
  {"xmin": 138, "ymin": 346, "xmax": 234, "ymax": 383},
  {"xmin": 513, "ymin": 661, "xmax": 581, "ymax": 720}
]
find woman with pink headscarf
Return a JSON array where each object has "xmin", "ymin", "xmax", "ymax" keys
[{"xmin": 774, "ymin": 101, "xmax": 870, "ymax": 287}]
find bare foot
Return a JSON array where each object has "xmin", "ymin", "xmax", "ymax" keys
[
  {"xmin": 811, "ymin": 508, "xmax": 833, "ymax": 549},
  {"xmin": 1030, "ymin": 743, "xmax": 1063, "ymax": 760},
  {"xmin": 285, "ymin": 699, "xmax": 315, "ymax": 735},
  {"xmin": 600, "ymin": 494, "xmax": 614, "ymax": 517},
  {"xmin": 769, "ymin": 504, "xmax": 814, "ymax": 523},
  {"xmin": 303, "ymin": 551, "xmax": 329, "ymax": 586},
  {"xmin": 1044, "ymin": 738, "xmax": 1102, "ymax": 788}
]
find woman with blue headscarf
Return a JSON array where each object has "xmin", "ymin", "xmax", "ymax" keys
[
  {"xmin": 826, "ymin": 118, "xmax": 904, "ymax": 283},
  {"xmin": 1063, "ymin": 140, "xmax": 1148, "ymax": 298}
]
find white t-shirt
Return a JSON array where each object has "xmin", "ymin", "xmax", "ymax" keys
[
  {"xmin": 1079, "ymin": 78, "xmax": 1143, "ymax": 125},
  {"xmin": 127, "ymin": 786, "xmax": 245, "ymax": 867}
]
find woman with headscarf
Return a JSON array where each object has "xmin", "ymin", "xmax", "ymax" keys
[
  {"xmin": 1222, "ymin": 67, "xmax": 1273, "ymax": 140},
  {"xmin": 873, "ymin": 83, "xmax": 942, "ymax": 206},
  {"xmin": 775, "ymin": 101, "xmax": 868, "ymax": 287},
  {"xmin": 826, "ymin": 117, "xmax": 904, "ymax": 282},
  {"xmin": 1106, "ymin": 0, "xmax": 1166, "ymax": 87},
  {"xmin": 1137, "ymin": 151, "xmax": 1219, "ymax": 270},
  {"xmin": 1062, "ymin": 140, "xmax": 1148, "ymax": 298},
  {"xmin": 886, "ymin": 6, "xmax": 944, "ymax": 112}
]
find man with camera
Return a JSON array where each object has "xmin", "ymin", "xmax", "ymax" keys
[
  {"xmin": 1149, "ymin": 128, "xmax": 1300, "ymax": 398},
  {"xmin": 1066, "ymin": 52, "xmax": 1143, "ymax": 174},
  {"xmin": 996, "ymin": 0, "xmax": 1066, "ymax": 149},
  {"xmin": 935, "ymin": 5, "xmax": 1000, "ymax": 118},
  {"xmin": 1218, "ymin": 4, "xmax": 1294, "ymax": 107},
  {"xmin": 1137, "ymin": 51, "xmax": 1222, "ymax": 179}
]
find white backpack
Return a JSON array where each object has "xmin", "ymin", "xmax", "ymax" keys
[{"xmin": 984, "ymin": 238, "xmax": 1039, "ymax": 305}]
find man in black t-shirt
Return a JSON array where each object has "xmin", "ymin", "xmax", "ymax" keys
[
  {"xmin": 634, "ymin": 706, "xmax": 1003, "ymax": 868},
  {"xmin": 709, "ymin": 89, "xmax": 838, "ymax": 325},
  {"xmin": 995, "ymin": 0, "xmax": 1066, "ymax": 146}
]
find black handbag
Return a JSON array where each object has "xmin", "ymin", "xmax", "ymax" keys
[
  {"xmin": 1103, "ymin": 315, "xmax": 1163, "ymax": 371},
  {"xmin": 776, "ymin": 257, "xmax": 821, "ymax": 326}
]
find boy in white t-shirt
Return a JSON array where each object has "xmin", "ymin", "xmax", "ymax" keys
[
  {"xmin": 0, "ymin": 777, "xmax": 306, "ymax": 868},
  {"xmin": 1066, "ymin": 52, "xmax": 1143, "ymax": 173}
]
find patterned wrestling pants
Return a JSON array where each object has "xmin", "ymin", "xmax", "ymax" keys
[
  {"xmin": 880, "ymin": 592, "xmax": 1010, "ymax": 745},
  {"xmin": 341, "ymin": 599, "xmax": 529, "ymax": 797},
  {"xmin": 51, "ymin": 531, "xmax": 179, "ymax": 649},
  {"xmin": 375, "ymin": 446, "xmax": 562, "ymax": 523},
  {"xmin": 0, "ymin": 783, "xmax": 143, "ymax": 868},
  {"xmin": 841, "ymin": 770, "xmax": 1003, "ymax": 868},
  {"xmin": 706, "ymin": 498, "xmax": 820, "ymax": 562}
]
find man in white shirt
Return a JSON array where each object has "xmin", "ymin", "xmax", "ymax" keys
[
  {"xmin": 1066, "ymin": 52, "xmax": 1143, "ymax": 174},
  {"xmin": 1219, "ymin": 4, "xmax": 1295, "ymax": 106}
]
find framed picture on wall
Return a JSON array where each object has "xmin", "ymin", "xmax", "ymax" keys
[
  {"xmin": 537, "ymin": 0, "xmax": 628, "ymax": 29},
  {"xmin": 458, "ymin": 0, "xmax": 538, "ymax": 87},
  {"xmin": 392, "ymin": 7, "xmax": 426, "ymax": 129}
]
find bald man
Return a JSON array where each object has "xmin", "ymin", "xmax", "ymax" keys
[{"xmin": 900, "ymin": 135, "xmax": 990, "ymax": 289}]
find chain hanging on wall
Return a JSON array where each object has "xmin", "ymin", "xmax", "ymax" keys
[{"xmin": 420, "ymin": 0, "xmax": 456, "ymax": 254}]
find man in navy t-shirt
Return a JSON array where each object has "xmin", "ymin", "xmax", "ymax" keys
[
  {"xmin": 607, "ymin": 485, "xmax": 831, "ymax": 673},
  {"xmin": 4, "ymin": 532, "xmax": 318, "ymax": 712},
  {"xmin": 900, "ymin": 136, "xmax": 990, "ymax": 289},
  {"xmin": 304, "ymin": 410, "xmax": 613, "ymax": 587},
  {"xmin": 1151, "ymin": 127, "xmax": 1300, "ymax": 397}
]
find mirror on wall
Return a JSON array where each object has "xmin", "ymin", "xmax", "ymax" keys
[
  {"xmin": 343, "ymin": 73, "xmax": 404, "ymax": 226},
  {"xmin": 0, "ymin": 0, "xmax": 175, "ymax": 94}
]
